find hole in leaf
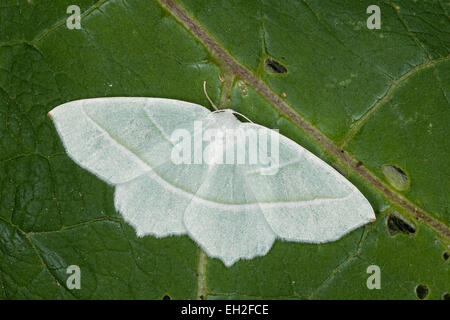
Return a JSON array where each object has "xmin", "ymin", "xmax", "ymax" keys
[
  {"xmin": 381, "ymin": 164, "xmax": 409, "ymax": 191},
  {"xmin": 264, "ymin": 58, "xmax": 287, "ymax": 74},
  {"xmin": 162, "ymin": 295, "xmax": 171, "ymax": 300},
  {"xmin": 443, "ymin": 293, "xmax": 450, "ymax": 300},
  {"xmin": 443, "ymin": 252, "xmax": 449, "ymax": 261},
  {"xmin": 387, "ymin": 213, "xmax": 415, "ymax": 236},
  {"xmin": 415, "ymin": 284, "xmax": 429, "ymax": 300}
]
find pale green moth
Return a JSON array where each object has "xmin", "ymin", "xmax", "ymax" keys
[{"xmin": 48, "ymin": 91, "xmax": 375, "ymax": 266}]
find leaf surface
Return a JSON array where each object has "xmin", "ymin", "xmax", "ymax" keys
[{"xmin": 0, "ymin": 0, "xmax": 448, "ymax": 299}]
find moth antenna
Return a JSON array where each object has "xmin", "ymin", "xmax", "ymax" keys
[
  {"xmin": 203, "ymin": 81, "xmax": 219, "ymax": 111},
  {"xmin": 229, "ymin": 110, "xmax": 254, "ymax": 123}
]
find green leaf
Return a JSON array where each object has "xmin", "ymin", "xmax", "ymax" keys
[{"xmin": 0, "ymin": 0, "xmax": 448, "ymax": 299}]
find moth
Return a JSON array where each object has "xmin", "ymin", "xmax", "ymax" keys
[{"xmin": 48, "ymin": 87, "xmax": 375, "ymax": 266}]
